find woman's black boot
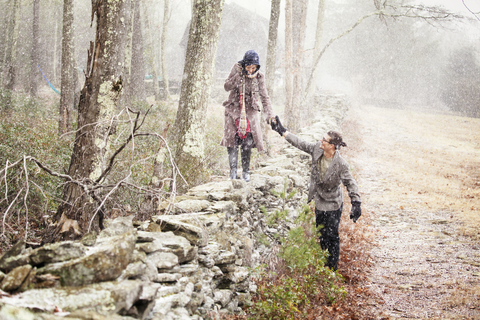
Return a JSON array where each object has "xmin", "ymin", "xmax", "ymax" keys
[
  {"xmin": 227, "ymin": 147, "xmax": 238, "ymax": 180},
  {"xmin": 241, "ymin": 148, "xmax": 252, "ymax": 182}
]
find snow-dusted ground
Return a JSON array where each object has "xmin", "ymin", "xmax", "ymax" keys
[{"xmin": 347, "ymin": 104, "xmax": 480, "ymax": 319}]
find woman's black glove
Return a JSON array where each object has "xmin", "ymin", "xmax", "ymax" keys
[
  {"xmin": 271, "ymin": 115, "xmax": 286, "ymax": 136},
  {"xmin": 350, "ymin": 201, "xmax": 362, "ymax": 223}
]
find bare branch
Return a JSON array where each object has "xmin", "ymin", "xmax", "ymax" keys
[
  {"xmin": 22, "ymin": 156, "xmax": 30, "ymax": 240},
  {"xmin": 2, "ymin": 106, "xmax": 182, "ymax": 241},
  {"xmin": 302, "ymin": 10, "xmax": 381, "ymax": 106},
  {"xmin": 302, "ymin": 4, "xmax": 466, "ymax": 107},
  {"xmin": 462, "ymin": 0, "xmax": 480, "ymax": 21},
  {"xmin": 88, "ymin": 173, "xmax": 132, "ymax": 233},
  {"xmin": 2, "ymin": 187, "xmax": 23, "ymax": 239}
]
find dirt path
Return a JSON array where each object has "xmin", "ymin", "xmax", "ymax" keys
[{"xmin": 345, "ymin": 105, "xmax": 480, "ymax": 319}]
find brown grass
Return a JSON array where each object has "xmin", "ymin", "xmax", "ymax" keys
[
  {"xmin": 344, "ymin": 105, "xmax": 480, "ymax": 317},
  {"xmin": 349, "ymin": 106, "xmax": 480, "ymax": 238}
]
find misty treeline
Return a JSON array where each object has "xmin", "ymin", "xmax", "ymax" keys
[{"xmin": 0, "ymin": 0, "xmax": 475, "ymax": 246}]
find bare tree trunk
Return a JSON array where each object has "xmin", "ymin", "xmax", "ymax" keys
[
  {"xmin": 171, "ymin": 0, "xmax": 225, "ymax": 190},
  {"xmin": 143, "ymin": 2, "xmax": 160, "ymax": 101},
  {"xmin": 283, "ymin": 0, "xmax": 294, "ymax": 131},
  {"xmin": 301, "ymin": 0, "xmax": 325, "ymax": 113},
  {"xmin": 261, "ymin": 0, "xmax": 281, "ymax": 155},
  {"xmin": 59, "ymin": 0, "xmax": 75, "ymax": 135},
  {"xmin": 2, "ymin": 0, "xmax": 18, "ymax": 91},
  {"xmin": 160, "ymin": 0, "xmax": 170, "ymax": 99},
  {"xmin": 52, "ymin": 0, "xmax": 130, "ymax": 241},
  {"xmin": 129, "ymin": 0, "xmax": 146, "ymax": 101},
  {"xmin": 292, "ymin": 0, "xmax": 307, "ymax": 126},
  {"xmin": 30, "ymin": 0, "xmax": 40, "ymax": 97},
  {"xmin": 120, "ymin": 0, "xmax": 134, "ymax": 106},
  {"xmin": 53, "ymin": 8, "xmax": 59, "ymax": 84},
  {"xmin": 265, "ymin": 0, "xmax": 280, "ymax": 97}
]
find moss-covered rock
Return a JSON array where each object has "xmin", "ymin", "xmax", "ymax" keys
[
  {"xmin": 29, "ymin": 241, "xmax": 85, "ymax": 265},
  {"xmin": 0, "ymin": 264, "xmax": 32, "ymax": 292},
  {"xmin": 37, "ymin": 231, "xmax": 136, "ymax": 287}
]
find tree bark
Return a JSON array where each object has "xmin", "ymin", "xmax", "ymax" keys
[
  {"xmin": 160, "ymin": 0, "xmax": 170, "ymax": 99},
  {"xmin": 30, "ymin": 0, "xmax": 40, "ymax": 97},
  {"xmin": 171, "ymin": 0, "xmax": 225, "ymax": 190},
  {"xmin": 59, "ymin": 0, "xmax": 75, "ymax": 135},
  {"xmin": 52, "ymin": 0, "xmax": 130, "ymax": 241},
  {"xmin": 261, "ymin": 0, "xmax": 281, "ymax": 155},
  {"xmin": 2, "ymin": 0, "xmax": 18, "ymax": 92},
  {"xmin": 143, "ymin": 2, "xmax": 160, "ymax": 101},
  {"xmin": 293, "ymin": 0, "xmax": 308, "ymax": 126},
  {"xmin": 265, "ymin": 0, "xmax": 280, "ymax": 97},
  {"xmin": 130, "ymin": 0, "xmax": 146, "ymax": 101},
  {"xmin": 283, "ymin": 0, "xmax": 294, "ymax": 130}
]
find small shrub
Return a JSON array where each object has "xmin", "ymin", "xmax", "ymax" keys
[{"xmin": 247, "ymin": 205, "xmax": 347, "ymax": 319}]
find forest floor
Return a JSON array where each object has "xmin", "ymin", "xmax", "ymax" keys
[{"xmin": 342, "ymin": 104, "xmax": 480, "ymax": 319}]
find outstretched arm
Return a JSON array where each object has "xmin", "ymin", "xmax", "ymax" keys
[{"xmin": 271, "ymin": 116, "xmax": 316, "ymax": 154}]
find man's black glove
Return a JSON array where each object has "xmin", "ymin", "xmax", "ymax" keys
[
  {"xmin": 271, "ymin": 115, "xmax": 287, "ymax": 136},
  {"xmin": 350, "ymin": 201, "xmax": 362, "ymax": 223}
]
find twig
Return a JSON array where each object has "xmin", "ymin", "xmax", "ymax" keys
[
  {"xmin": 95, "ymin": 107, "xmax": 151, "ymax": 183},
  {"xmin": 88, "ymin": 173, "xmax": 132, "ymax": 233},
  {"xmin": 462, "ymin": 0, "xmax": 480, "ymax": 21},
  {"xmin": 22, "ymin": 156, "xmax": 30, "ymax": 240},
  {"xmin": 3, "ymin": 160, "xmax": 9, "ymax": 202},
  {"xmin": 2, "ymin": 187, "xmax": 23, "ymax": 239}
]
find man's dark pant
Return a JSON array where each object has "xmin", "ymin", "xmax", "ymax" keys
[{"xmin": 315, "ymin": 204, "xmax": 343, "ymax": 271}]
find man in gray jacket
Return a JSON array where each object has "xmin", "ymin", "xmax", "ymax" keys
[{"xmin": 271, "ymin": 116, "xmax": 361, "ymax": 271}]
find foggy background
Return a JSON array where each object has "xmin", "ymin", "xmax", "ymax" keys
[{"xmin": 3, "ymin": 0, "xmax": 480, "ymax": 115}]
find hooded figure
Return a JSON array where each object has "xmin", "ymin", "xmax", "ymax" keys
[{"xmin": 220, "ymin": 50, "xmax": 275, "ymax": 182}]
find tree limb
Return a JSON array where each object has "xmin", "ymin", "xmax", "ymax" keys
[{"xmin": 301, "ymin": 4, "xmax": 465, "ymax": 107}]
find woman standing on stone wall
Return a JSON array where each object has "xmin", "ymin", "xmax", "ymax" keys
[{"xmin": 220, "ymin": 50, "xmax": 276, "ymax": 182}]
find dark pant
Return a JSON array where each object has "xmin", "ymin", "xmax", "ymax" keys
[
  {"xmin": 315, "ymin": 204, "xmax": 343, "ymax": 271},
  {"xmin": 234, "ymin": 132, "xmax": 255, "ymax": 151},
  {"xmin": 235, "ymin": 133, "xmax": 255, "ymax": 173}
]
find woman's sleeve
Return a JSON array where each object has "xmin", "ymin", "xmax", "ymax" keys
[
  {"xmin": 224, "ymin": 64, "xmax": 242, "ymax": 92},
  {"xmin": 257, "ymin": 73, "xmax": 274, "ymax": 119}
]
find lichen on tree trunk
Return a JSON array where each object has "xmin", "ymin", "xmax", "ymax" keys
[
  {"xmin": 170, "ymin": 0, "xmax": 225, "ymax": 190},
  {"xmin": 48, "ymin": 0, "xmax": 130, "ymax": 243}
]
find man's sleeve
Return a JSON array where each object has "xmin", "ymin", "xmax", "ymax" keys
[{"xmin": 285, "ymin": 133, "xmax": 316, "ymax": 155}]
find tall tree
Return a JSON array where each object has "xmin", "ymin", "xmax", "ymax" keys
[
  {"xmin": 262, "ymin": 0, "xmax": 281, "ymax": 155},
  {"xmin": 160, "ymin": 0, "xmax": 170, "ymax": 99},
  {"xmin": 51, "ymin": 0, "xmax": 131, "ymax": 241},
  {"xmin": 170, "ymin": 0, "xmax": 225, "ymax": 189},
  {"xmin": 283, "ymin": 0, "xmax": 294, "ymax": 130},
  {"xmin": 143, "ymin": 1, "xmax": 160, "ymax": 100},
  {"xmin": 265, "ymin": 0, "xmax": 281, "ymax": 97},
  {"xmin": 2, "ymin": 0, "xmax": 18, "ymax": 93},
  {"xmin": 59, "ymin": 0, "xmax": 75, "ymax": 134},
  {"xmin": 30, "ymin": 0, "xmax": 40, "ymax": 97},
  {"xmin": 292, "ymin": 0, "xmax": 307, "ymax": 128},
  {"xmin": 129, "ymin": 0, "xmax": 146, "ymax": 101}
]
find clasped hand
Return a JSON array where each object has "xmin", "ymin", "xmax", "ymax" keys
[{"xmin": 268, "ymin": 115, "xmax": 286, "ymax": 136}]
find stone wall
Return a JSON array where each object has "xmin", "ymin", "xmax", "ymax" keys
[{"xmin": 0, "ymin": 95, "xmax": 349, "ymax": 320}]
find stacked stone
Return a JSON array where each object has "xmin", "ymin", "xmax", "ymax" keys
[{"xmin": 0, "ymin": 95, "xmax": 349, "ymax": 319}]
